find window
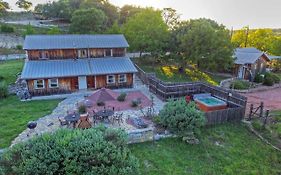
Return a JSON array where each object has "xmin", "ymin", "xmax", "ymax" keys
[
  {"xmin": 48, "ymin": 78, "xmax": 58, "ymax": 88},
  {"xmin": 34, "ymin": 79, "xmax": 45, "ymax": 89},
  {"xmin": 106, "ymin": 75, "xmax": 115, "ymax": 84},
  {"xmin": 105, "ymin": 49, "xmax": 112, "ymax": 57},
  {"xmin": 39, "ymin": 51, "xmax": 49, "ymax": 59},
  {"xmin": 78, "ymin": 49, "xmax": 88, "ymax": 58},
  {"xmin": 118, "ymin": 74, "xmax": 127, "ymax": 83}
]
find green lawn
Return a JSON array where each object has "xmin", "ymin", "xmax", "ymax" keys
[
  {"xmin": 130, "ymin": 124, "xmax": 281, "ymax": 175},
  {"xmin": 0, "ymin": 60, "xmax": 24, "ymax": 84},
  {"xmin": 0, "ymin": 60, "xmax": 60, "ymax": 148}
]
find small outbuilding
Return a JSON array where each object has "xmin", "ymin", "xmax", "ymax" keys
[{"xmin": 233, "ymin": 47, "xmax": 270, "ymax": 80}]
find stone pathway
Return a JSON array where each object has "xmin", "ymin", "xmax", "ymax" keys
[{"xmin": 11, "ymin": 77, "xmax": 165, "ymax": 146}]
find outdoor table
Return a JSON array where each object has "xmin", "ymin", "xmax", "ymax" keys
[
  {"xmin": 64, "ymin": 113, "xmax": 80, "ymax": 127},
  {"xmin": 96, "ymin": 109, "xmax": 114, "ymax": 122}
]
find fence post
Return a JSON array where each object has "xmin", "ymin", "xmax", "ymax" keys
[
  {"xmin": 263, "ymin": 110, "xmax": 269, "ymax": 128},
  {"xmin": 259, "ymin": 102, "xmax": 264, "ymax": 118},
  {"xmin": 249, "ymin": 104, "xmax": 253, "ymax": 120}
]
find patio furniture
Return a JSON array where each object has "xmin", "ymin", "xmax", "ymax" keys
[
  {"xmin": 112, "ymin": 113, "xmax": 123, "ymax": 125},
  {"xmin": 58, "ymin": 116, "xmax": 68, "ymax": 126},
  {"xmin": 64, "ymin": 113, "xmax": 80, "ymax": 128},
  {"xmin": 76, "ymin": 114, "xmax": 92, "ymax": 129},
  {"xmin": 96, "ymin": 109, "xmax": 114, "ymax": 122}
]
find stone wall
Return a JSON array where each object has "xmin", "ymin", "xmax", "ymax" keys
[{"xmin": 127, "ymin": 128, "xmax": 154, "ymax": 144}]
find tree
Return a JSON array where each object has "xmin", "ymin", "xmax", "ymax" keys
[
  {"xmin": 16, "ymin": 0, "xmax": 33, "ymax": 11},
  {"xmin": 158, "ymin": 99, "xmax": 205, "ymax": 143},
  {"xmin": 70, "ymin": 8, "xmax": 107, "ymax": 34},
  {"xmin": 119, "ymin": 5, "xmax": 144, "ymax": 24},
  {"xmin": 175, "ymin": 18, "xmax": 234, "ymax": 71},
  {"xmin": 105, "ymin": 20, "xmax": 122, "ymax": 34},
  {"xmin": 122, "ymin": 8, "xmax": 169, "ymax": 56},
  {"xmin": 0, "ymin": 0, "xmax": 9, "ymax": 13},
  {"xmin": 0, "ymin": 127, "xmax": 140, "ymax": 174},
  {"xmin": 162, "ymin": 8, "xmax": 180, "ymax": 30},
  {"xmin": 22, "ymin": 24, "xmax": 35, "ymax": 37}
]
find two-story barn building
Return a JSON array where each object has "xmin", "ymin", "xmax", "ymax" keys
[{"xmin": 21, "ymin": 34, "xmax": 137, "ymax": 96}]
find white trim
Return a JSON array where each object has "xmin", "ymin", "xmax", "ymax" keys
[
  {"xmin": 106, "ymin": 75, "xmax": 115, "ymax": 84},
  {"xmin": 39, "ymin": 51, "xmax": 49, "ymax": 60},
  {"xmin": 110, "ymin": 49, "xmax": 113, "ymax": 57},
  {"xmin": 48, "ymin": 78, "xmax": 59, "ymax": 88},
  {"xmin": 34, "ymin": 79, "xmax": 45, "ymax": 89},
  {"xmin": 118, "ymin": 74, "xmax": 127, "ymax": 83},
  {"xmin": 94, "ymin": 76, "xmax": 97, "ymax": 89}
]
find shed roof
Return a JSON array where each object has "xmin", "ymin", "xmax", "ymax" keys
[
  {"xmin": 21, "ymin": 57, "xmax": 137, "ymax": 79},
  {"xmin": 234, "ymin": 47, "xmax": 270, "ymax": 64},
  {"xmin": 23, "ymin": 34, "xmax": 129, "ymax": 50}
]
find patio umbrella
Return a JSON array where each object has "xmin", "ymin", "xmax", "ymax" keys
[{"xmin": 87, "ymin": 88, "xmax": 119, "ymax": 102}]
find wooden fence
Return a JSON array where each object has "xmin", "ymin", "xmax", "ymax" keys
[{"xmin": 134, "ymin": 64, "xmax": 247, "ymax": 123}]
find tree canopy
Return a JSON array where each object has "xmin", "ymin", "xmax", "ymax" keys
[
  {"xmin": 16, "ymin": 0, "xmax": 32, "ymax": 11},
  {"xmin": 173, "ymin": 18, "xmax": 234, "ymax": 71},
  {"xmin": 232, "ymin": 28, "xmax": 281, "ymax": 55},
  {"xmin": 70, "ymin": 8, "xmax": 107, "ymax": 34},
  {"xmin": 0, "ymin": 0, "xmax": 9, "ymax": 13},
  {"xmin": 122, "ymin": 8, "xmax": 169, "ymax": 55}
]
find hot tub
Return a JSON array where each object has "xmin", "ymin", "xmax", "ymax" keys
[{"xmin": 193, "ymin": 94, "xmax": 227, "ymax": 112}]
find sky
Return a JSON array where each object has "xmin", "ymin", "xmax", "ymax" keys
[{"xmin": 8, "ymin": 0, "xmax": 281, "ymax": 29}]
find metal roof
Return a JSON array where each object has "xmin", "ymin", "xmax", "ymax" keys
[
  {"xmin": 23, "ymin": 34, "xmax": 129, "ymax": 50},
  {"xmin": 21, "ymin": 59, "xmax": 92, "ymax": 79},
  {"xmin": 234, "ymin": 47, "xmax": 270, "ymax": 64},
  {"xmin": 90, "ymin": 57, "xmax": 137, "ymax": 75},
  {"xmin": 21, "ymin": 57, "xmax": 137, "ymax": 79}
]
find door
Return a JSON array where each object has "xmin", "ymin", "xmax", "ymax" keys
[
  {"xmin": 78, "ymin": 76, "xmax": 87, "ymax": 90},
  {"xmin": 238, "ymin": 66, "xmax": 244, "ymax": 79}
]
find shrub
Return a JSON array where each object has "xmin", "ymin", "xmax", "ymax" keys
[
  {"xmin": 0, "ymin": 24, "xmax": 14, "ymax": 33},
  {"xmin": 263, "ymin": 73, "xmax": 275, "ymax": 86},
  {"xmin": 0, "ymin": 76, "xmax": 4, "ymax": 82},
  {"xmin": 158, "ymin": 99, "xmax": 205, "ymax": 137},
  {"xmin": 16, "ymin": 45, "xmax": 23, "ymax": 50},
  {"xmin": 271, "ymin": 73, "xmax": 280, "ymax": 83},
  {"xmin": 254, "ymin": 73, "xmax": 264, "ymax": 83},
  {"xmin": 97, "ymin": 101, "xmax": 105, "ymax": 106},
  {"xmin": 230, "ymin": 80, "xmax": 250, "ymax": 90},
  {"xmin": 0, "ymin": 127, "xmax": 140, "ymax": 175},
  {"xmin": 0, "ymin": 82, "xmax": 8, "ymax": 99},
  {"xmin": 117, "ymin": 92, "xmax": 127, "ymax": 102},
  {"xmin": 131, "ymin": 99, "xmax": 141, "ymax": 107},
  {"xmin": 78, "ymin": 104, "xmax": 87, "ymax": 114}
]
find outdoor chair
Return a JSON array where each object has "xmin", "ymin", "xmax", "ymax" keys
[
  {"xmin": 112, "ymin": 113, "xmax": 123, "ymax": 126},
  {"xmin": 76, "ymin": 114, "xmax": 92, "ymax": 129},
  {"xmin": 58, "ymin": 116, "xmax": 68, "ymax": 126}
]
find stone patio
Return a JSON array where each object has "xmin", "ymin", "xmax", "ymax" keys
[{"xmin": 11, "ymin": 78, "xmax": 165, "ymax": 146}]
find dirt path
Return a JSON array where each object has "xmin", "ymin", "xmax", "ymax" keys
[{"xmin": 242, "ymin": 88, "xmax": 281, "ymax": 113}]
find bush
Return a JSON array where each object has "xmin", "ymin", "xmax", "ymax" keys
[
  {"xmin": 230, "ymin": 80, "xmax": 250, "ymax": 90},
  {"xmin": 158, "ymin": 99, "xmax": 205, "ymax": 137},
  {"xmin": 263, "ymin": 73, "xmax": 275, "ymax": 86},
  {"xmin": 271, "ymin": 73, "xmax": 280, "ymax": 83},
  {"xmin": 131, "ymin": 99, "xmax": 141, "ymax": 107},
  {"xmin": 97, "ymin": 101, "xmax": 105, "ymax": 106},
  {"xmin": 0, "ymin": 24, "xmax": 14, "ymax": 33},
  {"xmin": 0, "ymin": 82, "xmax": 8, "ymax": 99},
  {"xmin": 78, "ymin": 104, "xmax": 86, "ymax": 114},
  {"xmin": 0, "ymin": 76, "xmax": 4, "ymax": 82},
  {"xmin": 16, "ymin": 45, "xmax": 23, "ymax": 50},
  {"xmin": 117, "ymin": 92, "xmax": 127, "ymax": 102},
  {"xmin": 0, "ymin": 127, "xmax": 140, "ymax": 175},
  {"xmin": 254, "ymin": 73, "xmax": 264, "ymax": 83}
]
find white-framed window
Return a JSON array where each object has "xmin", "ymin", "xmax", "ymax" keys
[
  {"xmin": 48, "ymin": 78, "xmax": 59, "ymax": 88},
  {"xmin": 39, "ymin": 51, "xmax": 49, "ymax": 60},
  {"xmin": 118, "ymin": 74, "xmax": 127, "ymax": 83},
  {"xmin": 34, "ymin": 79, "xmax": 45, "ymax": 89},
  {"xmin": 78, "ymin": 49, "xmax": 88, "ymax": 58},
  {"xmin": 106, "ymin": 75, "xmax": 115, "ymax": 84}
]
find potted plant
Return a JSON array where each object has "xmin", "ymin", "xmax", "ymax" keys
[{"xmin": 78, "ymin": 104, "xmax": 87, "ymax": 117}]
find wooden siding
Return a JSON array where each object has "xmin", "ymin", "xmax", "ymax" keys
[
  {"xmin": 87, "ymin": 76, "xmax": 95, "ymax": 88},
  {"xmin": 95, "ymin": 73, "xmax": 133, "ymax": 89},
  {"xmin": 27, "ymin": 48, "xmax": 126, "ymax": 60}
]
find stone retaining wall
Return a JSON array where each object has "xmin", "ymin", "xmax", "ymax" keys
[{"xmin": 127, "ymin": 128, "xmax": 154, "ymax": 144}]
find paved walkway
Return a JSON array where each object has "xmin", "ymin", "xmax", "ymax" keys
[
  {"xmin": 243, "ymin": 88, "xmax": 281, "ymax": 113},
  {"xmin": 12, "ymin": 77, "xmax": 165, "ymax": 146}
]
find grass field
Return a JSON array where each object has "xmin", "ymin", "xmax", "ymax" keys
[
  {"xmin": 0, "ymin": 60, "xmax": 60, "ymax": 148},
  {"xmin": 130, "ymin": 123, "xmax": 281, "ymax": 175}
]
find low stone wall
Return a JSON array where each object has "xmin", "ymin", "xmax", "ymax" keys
[{"xmin": 127, "ymin": 128, "xmax": 154, "ymax": 144}]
